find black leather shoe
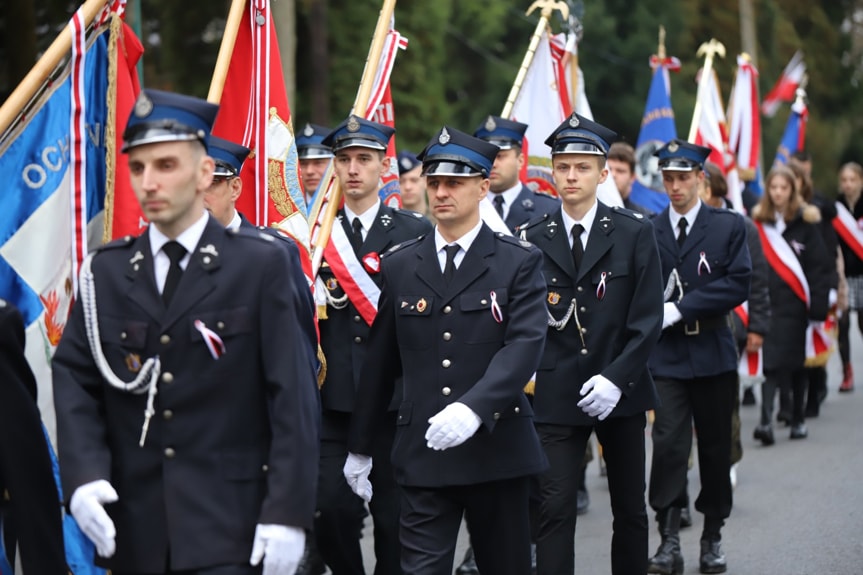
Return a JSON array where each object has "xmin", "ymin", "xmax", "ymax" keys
[
  {"xmin": 753, "ymin": 424, "xmax": 775, "ymax": 446},
  {"xmin": 699, "ymin": 537, "xmax": 727, "ymax": 573},
  {"xmin": 776, "ymin": 410, "xmax": 791, "ymax": 425},
  {"xmin": 296, "ymin": 542, "xmax": 327, "ymax": 575},
  {"xmin": 680, "ymin": 505, "xmax": 692, "ymax": 528},
  {"xmin": 576, "ymin": 484, "xmax": 590, "ymax": 515},
  {"xmin": 789, "ymin": 423, "xmax": 808, "ymax": 439},
  {"xmin": 455, "ymin": 547, "xmax": 479, "ymax": 575},
  {"xmin": 741, "ymin": 387, "xmax": 756, "ymax": 405}
]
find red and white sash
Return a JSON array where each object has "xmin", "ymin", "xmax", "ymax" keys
[
  {"xmin": 756, "ymin": 220, "xmax": 834, "ymax": 363},
  {"xmin": 318, "ymin": 221, "xmax": 381, "ymax": 326},
  {"xmin": 756, "ymin": 221, "xmax": 810, "ymax": 307},
  {"xmin": 833, "ymin": 201, "xmax": 863, "ymax": 261},
  {"xmin": 734, "ymin": 301, "xmax": 763, "ymax": 377}
]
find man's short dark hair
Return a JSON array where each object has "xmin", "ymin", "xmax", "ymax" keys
[{"xmin": 608, "ymin": 142, "xmax": 635, "ymax": 173}]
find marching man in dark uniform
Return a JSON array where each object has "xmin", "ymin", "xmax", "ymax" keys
[
  {"xmin": 474, "ymin": 115, "xmax": 560, "ymax": 231},
  {"xmin": 646, "ymin": 140, "xmax": 751, "ymax": 575},
  {"xmin": 518, "ymin": 113, "xmax": 663, "ymax": 575},
  {"xmin": 296, "ymin": 123, "xmax": 334, "ymax": 205},
  {"xmin": 52, "ymin": 89, "xmax": 320, "ymax": 575},
  {"xmin": 343, "ymin": 126, "xmax": 548, "ymax": 574},
  {"xmin": 314, "ymin": 115, "xmax": 432, "ymax": 575},
  {"xmin": 0, "ymin": 299, "xmax": 69, "ymax": 574}
]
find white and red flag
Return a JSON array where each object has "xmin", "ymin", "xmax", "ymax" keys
[
  {"xmin": 693, "ymin": 68, "xmax": 743, "ymax": 212},
  {"xmin": 728, "ymin": 55, "xmax": 760, "ymax": 178},
  {"xmin": 761, "ymin": 51, "xmax": 805, "ymax": 117}
]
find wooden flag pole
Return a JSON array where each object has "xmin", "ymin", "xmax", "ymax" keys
[
  {"xmin": 207, "ymin": 0, "xmax": 247, "ymax": 103},
  {"xmin": 310, "ymin": 0, "xmax": 397, "ymax": 277},
  {"xmin": 0, "ymin": 0, "xmax": 111, "ymax": 139},
  {"xmin": 501, "ymin": 0, "xmax": 569, "ymax": 118},
  {"xmin": 687, "ymin": 38, "xmax": 725, "ymax": 143}
]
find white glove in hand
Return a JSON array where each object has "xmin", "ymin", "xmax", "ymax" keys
[
  {"xmin": 425, "ymin": 402, "xmax": 481, "ymax": 451},
  {"xmin": 343, "ymin": 453, "xmax": 373, "ymax": 502},
  {"xmin": 249, "ymin": 524, "xmax": 305, "ymax": 575},
  {"xmin": 662, "ymin": 302, "xmax": 683, "ymax": 329},
  {"xmin": 69, "ymin": 479, "xmax": 118, "ymax": 558},
  {"xmin": 829, "ymin": 288, "xmax": 838, "ymax": 307},
  {"xmin": 577, "ymin": 375, "xmax": 622, "ymax": 421}
]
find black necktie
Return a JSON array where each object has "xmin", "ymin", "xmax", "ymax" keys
[
  {"xmin": 677, "ymin": 218, "xmax": 688, "ymax": 248},
  {"xmin": 443, "ymin": 244, "xmax": 460, "ymax": 284},
  {"xmin": 493, "ymin": 195, "xmax": 505, "ymax": 218},
  {"xmin": 162, "ymin": 241, "xmax": 186, "ymax": 306},
  {"xmin": 350, "ymin": 217, "xmax": 364, "ymax": 253},
  {"xmin": 571, "ymin": 224, "xmax": 584, "ymax": 271}
]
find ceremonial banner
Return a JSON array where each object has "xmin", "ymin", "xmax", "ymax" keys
[
  {"xmin": 761, "ymin": 51, "xmax": 806, "ymax": 118},
  {"xmin": 772, "ymin": 97, "xmax": 808, "ymax": 167},
  {"xmin": 509, "ymin": 30, "xmax": 621, "ymax": 206},
  {"xmin": 728, "ymin": 55, "xmax": 760, "ymax": 178},
  {"xmin": 631, "ymin": 56, "xmax": 680, "ymax": 212}
]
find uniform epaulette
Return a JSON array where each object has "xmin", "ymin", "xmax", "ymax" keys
[
  {"xmin": 96, "ymin": 235, "xmax": 136, "ymax": 251},
  {"xmin": 228, "ymin": 226, "xmax": 280, "ymax": 244},
  {"xmin": 514, "ymin": 213, "xmax": 551, "ymax": 236},
  {"xmin": 384, "ymin": 235, "xmax": 425, "ymax": 256},
  {"xmin": 393, "ymin": 207, "xmax": 426, "ymax": 220},
  {"xmin": 495, "ymin": 232, "xmax": 535, "ymax": 250},
  {"xmin": 611, "ymin": 205, "xmax": 648, "ymax": 222}
]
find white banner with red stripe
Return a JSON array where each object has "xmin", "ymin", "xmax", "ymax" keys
[
  {"xmin": 319, "ymin": 220, "xmax": 381, "ymax": 326},
  {"xmin": 833, "ymin": 201, "xmax": 863, "ymax": 261},
  {"xmin": 734, "ymin": 301, "xmax": 763, "ymax": 377}
]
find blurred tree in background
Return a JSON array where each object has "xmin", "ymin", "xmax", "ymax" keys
[{"xmin": 1, "ymin": 0, "xmax": 860, "ymax": 194}]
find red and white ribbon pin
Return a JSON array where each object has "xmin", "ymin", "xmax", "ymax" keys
[
  {"xmin": 697, "ymin": 251, "xmax": 712, "ymax": 276},
  {"xmin": 489, "ymin": 290, "xmax": 503, "ymax": 324},
  {"xmin": 194, "ymin": 320, "xmax": 226, "ymax": 360}
]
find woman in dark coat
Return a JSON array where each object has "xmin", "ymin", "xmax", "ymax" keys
[{"xmin": 751, "ymin": 166, "xmax": 831, "ymax": 444}]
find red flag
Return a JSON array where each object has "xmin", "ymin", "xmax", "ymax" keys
[
  {"xmin": 107, "ymin": 20, "xmax": 144, "ymax": 239},
  {"xmin": 761, "ymin": 51, "xmax": 805, "ymax": 117}
]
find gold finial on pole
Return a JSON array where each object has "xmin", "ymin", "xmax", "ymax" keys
[
  {"xmin": 687, "ymin": 38, "xmax": 726, "ymax": 142},
  {"xmin": 501, "ymin": 0, "xmax": 570, "ymax": 118},
  {"xmin": 658, "ymin": 26, "xmax": 666, "ymax": 60}
]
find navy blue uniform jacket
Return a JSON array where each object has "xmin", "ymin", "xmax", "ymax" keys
[
  {"xmin": 523, "ymin": 203, "xmax": 663, "ymax": 425},
  {"xmin": 348, "ymin": 224, "xmax": 549, "ymax": 487},
  {"xmin": 52, "ymin": 217, "xmax": 320, "ymax": 573}
]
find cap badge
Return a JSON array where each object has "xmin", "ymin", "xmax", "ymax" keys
[
  {"xmin": 346, "ymin": 115, "xmax": 361, "ymax": 133},
  {"xmin": 439, "ymin": 127, "xmax": 451, "ymax": 145},
  {"xmin": 303, "ymin": 123, "xmax": 314, "ymax": 137},
  {"xmin": 568, "ymin": 114, "xmax": 580, "ymax": 128},
  {"xmin": 133, "ymin": 92, "xmax": 153, "ymax": 118},
  {"xmin": 400, "ymin": 156, "xmax": 412, "ymax": 171},
  {"xmin": 485, "ymin": 116, "xmax": 497, "ymax": 131},
  {"xmin": 668, "ymin": 141, "xmax": 679, "ymax": 153}
]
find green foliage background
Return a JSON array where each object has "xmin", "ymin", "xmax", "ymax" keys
[{"xmin": 1, "ymin": 0, "xmax": 860, "ymax": 194}]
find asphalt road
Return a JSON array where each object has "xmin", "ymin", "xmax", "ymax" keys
[{"xmin": 348, "ymin": 322, "xmax": 863, "ymax": 574}]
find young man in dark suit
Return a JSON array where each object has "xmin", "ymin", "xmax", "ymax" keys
[
  {"xmin": 53, "ymin": 89, "xmax": 320, "ymax": 575},
  {"xmin": 519, "ymin": 113, "xmax": 664, "ymax": 575},
  {"xmin": 344, "ymin": 126, "xmax": 549, "ymax": 574}
]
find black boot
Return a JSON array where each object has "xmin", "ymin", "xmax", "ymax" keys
[
  {"xmin": 455, "ymin": 546, "xmax": 479, "ymax": 575},
  {"xmin": 699, "ymin": 517, "xmax": 727, "ymax": 574},
  {"xmin": 647, "ymin": 508, "xmax": 683, "ymax": 574},
  {"xmin": 296, "ymin": 533, "xmax": 327, "ymax": 575}
]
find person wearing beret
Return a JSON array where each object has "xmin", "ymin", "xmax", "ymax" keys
[
  {"xmin": 296, "ymin": 123, "xmax": 334, "ymax": 206},
  {"xmin": 474, "ymin": 115, "xmax": 560, "ymax": 232},
  {"xmin": 646, "ymin": 139, "xmax": 751, "ymax": 575},
  {"xmin": 313, "ymin": 116, "xmax": 432, "ymax": 575},
  {"xmin": 343, "ymin": 126, "xmax": 548, "ymax": 574},
  {"xmin": 52, "ymin": 88, "xmax": 320, "ymax": 575},
  {"xmin": 0, "ymin": 299, "xmax": 69, "ymax": 574},
  {"xmin": 518, "ymin": 113, "xmax": 663, "ymax": 575}
]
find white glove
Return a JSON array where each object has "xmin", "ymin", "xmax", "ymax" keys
[
  {"xmin": 662, "ymin": 302, "xmax": 683, "ymax": 329},
  {"xmin": 69, "ymin": 479, "xmax": 118, "ymax": 558},
  {"xmin": 343, "ymin": 453, "xmax": 373, "ymax": 503},
  {"xmin": 425, "ymin": 402, "xmax": 482, "ymax": 451},
  {"xmin": 829, "ymin": 288, "xmax": 838, "ymax": 307},
  {"xmin": 577, "ymin": 374, "xmax": 622, "ymax": 421},
  {"xmin": 249, "ymin": 524, "xmax": 305, "ymax": 575}
]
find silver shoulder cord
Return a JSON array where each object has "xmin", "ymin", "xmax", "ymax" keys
[
  {"xmin": 79, "ymin": 253, "xmax": 161, "ymax": 447},
  {"xmin": 663, "ymin": 268, "xmax": 684, "ymax": 303},
  {"xmin": 323, "ymin": 288, "xmax": 349, "ymax": 309}
]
